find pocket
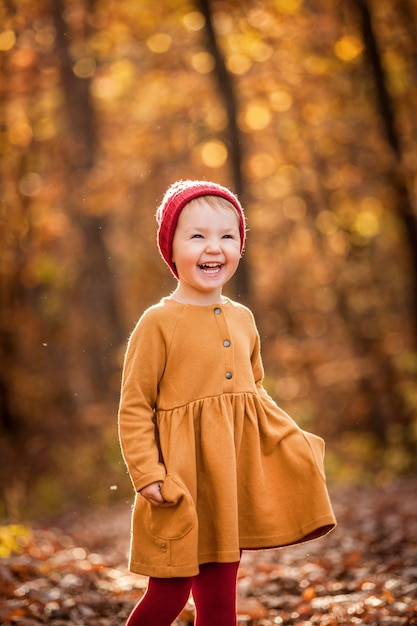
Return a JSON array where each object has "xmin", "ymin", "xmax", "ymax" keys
[{"xmin": 146, "ymin": 474, "xmax": 197, "ymax": 540}]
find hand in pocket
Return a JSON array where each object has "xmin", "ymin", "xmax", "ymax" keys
[{"xmin": 139, "ymin": 481, "xmax": 166, "ymax": 507}]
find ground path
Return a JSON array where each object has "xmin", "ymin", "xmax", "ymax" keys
[{"xmin": 1, "ymin": 479, "xmax": 416, "ymax": 625}]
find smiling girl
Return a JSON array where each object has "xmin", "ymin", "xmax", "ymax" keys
[{"xmin": 118, "ymin": 180, "xmax": 336, "ymax": 626}]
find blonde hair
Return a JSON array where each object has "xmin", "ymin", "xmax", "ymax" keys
[{"xmin": 186, "ymin": 194, "xmax": 245, "ymax": 229}]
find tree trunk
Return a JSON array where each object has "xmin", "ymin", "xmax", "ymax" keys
[
  {"xmin": 356, "ymin": 0, "xmax": 417, "ymax": 344},
  {"xmin": 51, "ymin": 0, "xmax": 123, "ymax": 397},
  {"xmin": 196, "ymin": 0, "xmax": 250, "ymax": 302}
]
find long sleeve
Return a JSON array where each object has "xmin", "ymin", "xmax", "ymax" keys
[{"xmin": 118, "ymin": 311, "xmax": 167, "ymax": 492}]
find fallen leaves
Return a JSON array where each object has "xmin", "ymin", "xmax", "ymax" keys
[
  {"xmin": 0, "ymin": 523, "xmax": 141, "ymax": 625},
  {"xmin": 237, "ymin": 478, "xmax": 417, "ymax": 625},
  {"xmin": 0, "ymin": 479, "xmax": 416, "ymax": 625}
]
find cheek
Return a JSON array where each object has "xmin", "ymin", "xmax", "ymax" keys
[
  {"xmin": 229, "ymin": 242, "xmax": 242, "ymax": 261},
  {"xmin": 172, "ymin": 246, "xmax": 197, "ymax": 269},
  {"xmin": 171, "ymin": 238, "xmax": 181, "ymax": 264},
  {"xmin": 227, "ymin": 251, "xmax": 241, "ymax": 274}
]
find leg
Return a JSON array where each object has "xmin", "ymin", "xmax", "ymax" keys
[
  {"xmin": 191, "ymin": 561, "xmax": 240, "ymax": 626},
  {"xmin": 126, "ymin": 576, "xmax": 192, "ymax": 626}
]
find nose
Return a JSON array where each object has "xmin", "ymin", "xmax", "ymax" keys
[{"xmin": 205, "ymin": 238, "xmax": 222, "ymax": 253}]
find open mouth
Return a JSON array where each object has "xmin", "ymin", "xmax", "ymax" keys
[{"xmin": 199, "ymin": 262, "xmax": 223, "ymax": 274}]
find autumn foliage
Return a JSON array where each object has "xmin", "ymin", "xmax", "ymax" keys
[{"xmin": 0, "ymin": 0, "xmax": 417, "ymax": 521}]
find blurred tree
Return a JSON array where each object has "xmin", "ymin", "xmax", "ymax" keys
[
  {"xmin": 197, "ymin": 0, "xmax": 249, "ymax": 300},
  {"xmin": 356, "ymin": 0, "xmax": 417, "ymax": 340},
  {"xmin": 1, "ymin": 0, "xmax": 417, "ymax": 518},
  {"xmin": 51, "ymin": 0, "xmax": 123, "ymax": 396}
]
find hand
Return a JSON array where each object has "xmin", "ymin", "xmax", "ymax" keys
[{"xmin": 139, "ymin": 481, "xmax": 165, "ymax": 507}]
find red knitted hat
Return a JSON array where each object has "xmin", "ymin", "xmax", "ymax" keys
[{"xmin": 156, "ymin": 180, "xmax": 246, "ymax": 278}]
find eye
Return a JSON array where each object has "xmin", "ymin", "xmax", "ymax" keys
[
  {"xmin": 222, "ymin": 233, "xmax": 235, "ymax": 239},
  {"xmin": 191, "ymin": 233, "xmax": 203, "ymax": 239}
]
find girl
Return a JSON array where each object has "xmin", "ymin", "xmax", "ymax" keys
[{"xmin": 118, "ymin": 180, "xmax": 336, "ymax": 626}]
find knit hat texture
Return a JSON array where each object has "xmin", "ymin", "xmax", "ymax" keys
[{"xmin": 156, "ymin": 180, "xmax": 246, "ymax": 278}]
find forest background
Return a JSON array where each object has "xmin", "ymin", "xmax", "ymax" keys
[{"xmin": 1, "ymin": 0, "xmax": 417, "ymax": 522}]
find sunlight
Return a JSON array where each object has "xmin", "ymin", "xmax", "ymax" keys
[
  {"xmin": 334, "ymin": 35, "xmax": 364, "ymax": 62},
  {"xmin": 199, "ymin": 140, "xmax": 228, "ymax": 167}
]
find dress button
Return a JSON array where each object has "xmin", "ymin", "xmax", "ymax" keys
[
  {"xmin": 160, "ymin": 543, "xmax": 167, "ymax": 552},
  {"xmin": 225, "ymin": 372, "xmax": 232, "ymax": 379},
  {"xmin": 223, "ymin": 340, "xmax": 231, "ymax": 347},
  {"xmin": 214, "ymin": 307, "xmax": 221, "ymax": 315}
]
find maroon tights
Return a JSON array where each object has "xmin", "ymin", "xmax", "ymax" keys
[{"xmin": 125, "ymin": 561, "xmax": 240, "ymax": 626}]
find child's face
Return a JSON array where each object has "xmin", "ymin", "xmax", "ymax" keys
[{"xmin": 172, "ymin": 199, "xmax": 241, "ymax": 302}]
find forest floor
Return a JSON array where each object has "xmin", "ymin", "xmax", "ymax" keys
[{"xmin": 1, "ymin": 478, "xmax": 417, "ymax": 625}]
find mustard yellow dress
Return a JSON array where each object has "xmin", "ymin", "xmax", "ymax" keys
[{"xmin": 118, "ymin": 297, "xmax": 336, "ymax": 578}]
